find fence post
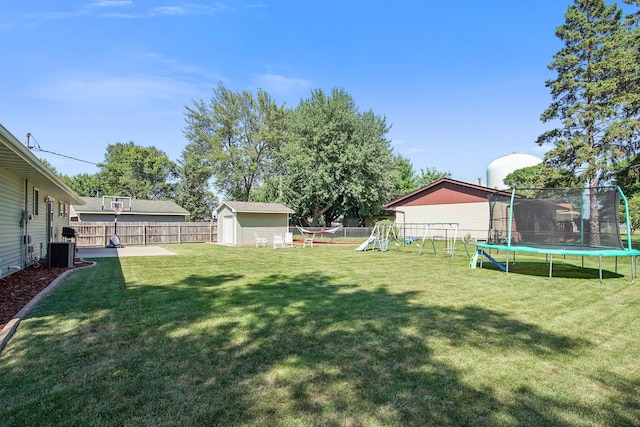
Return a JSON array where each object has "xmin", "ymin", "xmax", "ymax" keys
[{"xmin": 143, "ymin": 224, "xmax": 147, "ymax": 246}]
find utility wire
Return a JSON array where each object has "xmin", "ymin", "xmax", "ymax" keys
[{"xmin": 26, "ymin": 133, "xmax": 102, "ymax": 167}]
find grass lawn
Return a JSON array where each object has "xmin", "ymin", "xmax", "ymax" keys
[{"xmin": 1, "ymin": 242, "xmax": 639, "ymax": 426}]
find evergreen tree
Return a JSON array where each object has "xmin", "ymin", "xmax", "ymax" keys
[{"xmin": 537, "ymin": 0, "xmax": 640, "ymax": 244}]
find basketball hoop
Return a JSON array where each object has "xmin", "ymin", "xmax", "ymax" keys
[
  {"xmin": 103, "ymin": 196, "xmax": 128, "ymax": 248},
  {"xmin": 111, "ymin": 200, "xmax": 124, "ymax": 215}
]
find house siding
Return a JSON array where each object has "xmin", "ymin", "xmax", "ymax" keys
[
  {"xmin": 0, "ymin": 124, "xmax": 82, "ymax": 278},
  {"xmin": 216, "ymin": 203, "xmax": 292, "ymax": 247},
  {"xmin": 395, "ymin": 203, "xmax": 489, "ymax": 241},
  {"xmin": 26, "ymin": 183, "xmax": 48, "ymax": 263},
  {"xmin": 0, "ymin": 168, "xmax": 24, "ymax": 278},
  {"xmin": 385, "ymin": 179, "xmax": 505, "ymax": 242},
  {"xmin": 237, "ymin": 213, "xmax": 289, "ymax": 246},
  {"xmin": 53, "ymin": 199, "xmax": 70, "ymax": 242}
]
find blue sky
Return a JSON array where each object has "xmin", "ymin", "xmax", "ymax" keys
[{"xmin": 1, "ymin": 1, "xmax": 572, "ymax": 185}]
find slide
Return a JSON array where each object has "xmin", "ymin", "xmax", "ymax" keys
[
  {"xmin": 355, "ymin": 236, "xmax": 375, "ymax": 252},
  {"xmin": 479, "ymin": 250, "xmax": 507, "ymax": 272}
]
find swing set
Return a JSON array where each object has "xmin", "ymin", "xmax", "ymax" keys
[{"xmin": 356, "ymin": 221, "xmax": 470, "ymax": 259}]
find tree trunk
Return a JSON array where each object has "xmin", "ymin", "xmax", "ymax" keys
[{"xmin": 589, "ymin": 179, "xmax": 600, "ymax": 246}]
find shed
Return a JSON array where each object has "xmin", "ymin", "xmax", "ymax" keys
[
  {"xmin": 215, "ymin": 201, "xmax": 294, "ymax": 246},
  {"xmin": 385, "ymin": 178, "xmax": 510, "ymax": 241},
  {"xmin": 0, "ymin": 124, "xmax": 84, "ymax": 278},
  {"xmin": 70, "ymin": 197, "xmax": 190, "ymax": 223}
]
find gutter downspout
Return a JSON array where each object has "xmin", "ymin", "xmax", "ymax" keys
[{"xmin": 22, "ymin": 179, "xmax": 28, "ymax": 269}]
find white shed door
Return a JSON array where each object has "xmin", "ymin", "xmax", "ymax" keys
[{"xmin": 223, "ymin": 215, "xmax": 234, "ymax": 245}]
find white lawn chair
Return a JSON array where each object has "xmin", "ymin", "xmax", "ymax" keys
[
  {"xmin": 255, "ymin": 233, "xmax": 267, "ymax": 248},
  {"xmin": 273, "ymin": 234, "xmax": 284, "ymax": 249},
  {"xmin": 303, "ymin": 234, "xmax": 314, "ymax": 248},
  {"xmin": 284, "ymin": 232, "xmax": 295, "ymax": 248}
]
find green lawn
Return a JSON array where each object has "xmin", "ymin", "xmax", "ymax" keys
[{"xmin": 1, "ymin": 243, "xmax": 639, "ymax": 426}]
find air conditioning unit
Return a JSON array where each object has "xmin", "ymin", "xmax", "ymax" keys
[{"xmin": 48, "ymin": 242, "xmax": 75, "ymax": 268}]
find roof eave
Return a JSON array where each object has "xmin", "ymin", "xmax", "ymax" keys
[
  {"xmin": 385, "ymin": 177, "xmax": 508, "ymax": 208},
  {"xmin": 0, "ymin": 124, "xmax": 85, "ymax": 205}
]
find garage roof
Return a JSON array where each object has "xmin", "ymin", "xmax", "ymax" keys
[
  {"xmin": 217, "ymin": 201, "xmax": 294, "ymax": 214},
  {"xmin": 72, "ymin": 197, "xmax": 189, "ymax": 216}
]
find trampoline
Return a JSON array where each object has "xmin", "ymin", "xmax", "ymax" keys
[{"xmin": 473, "ymin": 186, "xmax": 640, "ymax": 282}]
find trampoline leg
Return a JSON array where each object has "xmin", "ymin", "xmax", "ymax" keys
[
  {"xmin": 599, "ymin": 257, "xmax": 603, "ymax": 284},
  {"xmin": 506, "ymin": 251, "xmax": 510, "ymax": 274},
  {"xmin": 549, "ymin": 254, "xmax": 553, "ymax": 280},
  {"xmin": 615, "ymin": 257, "xmax": 618, "ymax": 274}
]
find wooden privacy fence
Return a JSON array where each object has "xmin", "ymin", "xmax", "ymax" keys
[
  {"xmin": 70, "ymin": 223, "xmax": 416, "ymax": 247},
  {"xmin": 69, "ymin": 222, "xmax": 218, "ymax": 247}
]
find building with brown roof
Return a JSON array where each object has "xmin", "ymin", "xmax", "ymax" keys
[{"xmin": 384, "ymin": 178, "xmax": 509, "ymax": 241}]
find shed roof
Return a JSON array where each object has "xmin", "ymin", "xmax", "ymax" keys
[
  {"xmin": 72, "ymin": 197, "xmax": 189, "ymax": 216},
  {"xmin": 0, "ymin": 124, "xmax": 84, "ymax": 205},
  {"xmin": 216, "ymin": 201, "xmax": 294, "ymax": 214}
]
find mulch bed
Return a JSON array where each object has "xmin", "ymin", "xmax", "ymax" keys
[{"xmin": 0, "ymin": 261, "xmax": 92, "ymax": 330}]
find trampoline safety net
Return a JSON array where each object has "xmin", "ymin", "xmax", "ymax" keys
[{"xmin": 487, "ymin": 187, "xmax": 624, "ymax": 250}]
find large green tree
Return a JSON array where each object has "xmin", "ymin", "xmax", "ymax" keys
[
  {"xmin": 175, "ymin": 140, "xmax": 218, "ymax": 221},
  {"xmin": 391, "ymin": 154, "xmax": 419, "ymax": 198},
  {"xmin": 100, "ymin": 142, "xmax": 177, "ymax": 200},
  {"xmin": 503, "ymin": 163, "xmax": 580, "ymax": 190},
  {"xmin": 417, "ymin": 167, "xmax": 452, "ymax": 187},
  {"xmin": 184, "ymin": 82, "xmax": 285, "ymax": 201},
  {"xmin": 537, "ymin": 0, "xmax": 640, "ymax": 244},
  {"xmin": 60, "ymin": 173, "xmax": 105, "ymax": 198},
  {"xmin": 280, "ymin": 88, "xmax": 395, "ymax": 226}
]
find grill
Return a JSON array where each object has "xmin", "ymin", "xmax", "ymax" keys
[{"xmin": 62, "ymin": 227, "xmax": 76, "ymax": 239}]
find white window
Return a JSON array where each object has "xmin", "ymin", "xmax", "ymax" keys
[{"xmin": 33, "ymin": 188, "xmax": 39, "ymax": 216}]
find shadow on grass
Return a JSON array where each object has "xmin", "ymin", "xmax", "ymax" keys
[
  {"xmin": 479, "ymin": 259, "xmax": 627, "ymax": 281},
  {"xmin": 1, "ymin": 261, "xmax": 635, "ymax": 426},
  {"xmin": 183, "ymin": 273, "xmax": 591, "ymax": 425}
]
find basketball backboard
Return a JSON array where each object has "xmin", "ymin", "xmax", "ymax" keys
[{"xmin": 101, "ymin": 196, "xmax": 132, "ymax": 213}]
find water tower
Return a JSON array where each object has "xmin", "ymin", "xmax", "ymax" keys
[{"xmin": 486, "ymin": 153, "xmax": 542, "ymax": 190}]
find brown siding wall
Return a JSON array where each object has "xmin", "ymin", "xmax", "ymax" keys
[{"xmin": 401, "ymin": 183, "xmax": 490, "ymax": 206}]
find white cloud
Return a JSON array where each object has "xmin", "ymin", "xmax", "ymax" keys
[
  {"xmin": 141, "ymin": 52, "xmax": 225, "ymax": 85},
  {"xmin": 252, "ymin": 74, "xmax": 311, "ymax": 96},
  {"xmin": 32, "ymin": 73, "xmax": 198, "ymax": 109},
  {"xmin": 15, "ymin": 2, "xmax": 230, "ymax": 22},
  {"xmin": 153, "ymin": 6, "xmax": 186, "ymax": 16},
  {"xmin": 89, "ymin": 0, "xmax": 132, "ymax": 8},
  {"xmin": 406, "ymin": 147, "xmax": 427, "ymax": 154},
  {"xmin": 151, "ymin": 3, "xmax": 231, "ymax": 17}
]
